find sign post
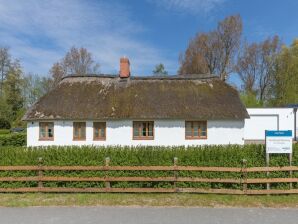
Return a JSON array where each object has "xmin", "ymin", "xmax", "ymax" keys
[{"xmin": 265, "ymin": 130, "xmax": 293, "ymax": 190}]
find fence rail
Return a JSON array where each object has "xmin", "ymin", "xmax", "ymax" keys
[{"xmin": 0, "ymin": 157, "xmax": 297, "ymax": 195}]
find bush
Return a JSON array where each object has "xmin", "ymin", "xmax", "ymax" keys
[
  {"xmin": 0, "ymin": 118, "xmax": 11, "ymax": 129},
  {"xmin": 0, "ymin": 133, "xmax": 26, "ymax": 146},
  {"xmin": 0, "ymin": 144, "xmax": 297, "ymax": 189},
  {"xmin": 0, "ymin": 129, "xmax": 10, "ymax": 135}
]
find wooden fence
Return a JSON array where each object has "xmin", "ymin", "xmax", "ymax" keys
[{"xmin": 0, "ymin": 158, "xmax": 297, "ymax": 195}]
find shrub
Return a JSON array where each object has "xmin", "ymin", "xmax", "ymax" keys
[
  {"xmin": 0, "ymin": 118, "xmax": 11, "ymax": 129},
  {"xmin": 0, "ymin": 133, "xmax": 26, "ymax": 146},
  {"xmin": 0, "ymin": 129, "xmax": 10, "ymax": 135}
]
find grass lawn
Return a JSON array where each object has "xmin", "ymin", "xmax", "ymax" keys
[{"xmin": 0, "ymin": 193, "xmax": 297, "ymax": 207}]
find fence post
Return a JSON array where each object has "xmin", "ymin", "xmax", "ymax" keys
[
  {"xmin": 241, "ymin": 159, "xmax": 247, "ymax": 194},
  {"xmin": 38, "ymin": 157, "xmax": 43, "ymax": 188},
  {"xmin": 105, "ymin": 157, "xmax": 111, "ymax": 190},
  {"xmin": 289, "ymin": 153, "xmax": 293, "ymax": 189},
  {"xmin": 173, "ymin": 157, "xmax": 178, "ymax": 192}
]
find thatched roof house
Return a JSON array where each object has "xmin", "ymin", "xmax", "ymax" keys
[{"xmin": 24, "ymin": 57, "xmax": 248, "ymax": 147}]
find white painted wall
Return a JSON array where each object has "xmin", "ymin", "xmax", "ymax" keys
[
  {"xmin": 245, "ymin": 108, "xmax": 297, "ymax": 140},
  {"xmin": 27, "ymin": 120, "xmax": 245, "ymax": 147}
]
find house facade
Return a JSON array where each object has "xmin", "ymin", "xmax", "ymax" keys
[{"xmin": 23, "ymin": 57, "xmax": 249, "ymax": 147}]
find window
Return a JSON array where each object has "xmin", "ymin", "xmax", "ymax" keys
[
  {"xmin": 185, "ymin": 121, "xmax": 207, "ymax": 139},
  {"xmin": 39, "ymin": 122, "xmax": 54, "ymax": 141},
  {"xmin": 93, "ymin": 122, "xmax": 106, "ymax": 140},
  {"xmin": 73, "ymin": 122, "xmax": 86, "ymax": 141},
  {"xmin": 133, "ymin": 121, "xmax": 154, "ymax": 140}
]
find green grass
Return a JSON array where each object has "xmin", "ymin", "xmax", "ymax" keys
[{"xmin": 0, "ymin": 193, "xmax": 298, "ymax": 208}]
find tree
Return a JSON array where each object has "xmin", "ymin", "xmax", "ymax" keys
[
  {"xmin": 0, "ymin": 47, "xmax": 11, "ymax": 96},
  {"xmin": 236, "ymin": 36, "xmax": 281, "ymax": 104},
  {"xmin": 153, "ymin": 63, "xmax": 168, "ymax": 76},
  {"xmin": 23, "ymin": 74, "xmax": 52, "ymax": 108},
  {"xmin": 178, "ymin": 33, "xmax": 214, "ymax": 75},
  {"xmin": 49, "ymin": 46, "xmax": 100, "ymax": 88},
  {"xmin": 49, "ymin": 62, "xmax": 65, "ymax": 88},
  {"xmin": 240, "ymin": 91, "xmax": 263, "ymax": 107},
  {"xmin": 274, "ymin": 39, "xmax": 298, "ymax": 106},
  {"xmin": 258, "ymin": 36, "xmax": 281, "ymax": 102},
  {"xmin": 179, "ymin": 15, "xmax": 242, "ymax": 81},
  {"xmin": 236, "ymin": 42, "xmax": 259, "ymax": 94},
  {"xmin": 64, "ymin": 47, "xmax": 100, "ymax": 75},
  {"xmin": 216, "ymin": 14, "xmax": 242, "ymax": 80},
  {"xmin": 3, "ymin": 60, "xmax": 24, "ymax": 120}
]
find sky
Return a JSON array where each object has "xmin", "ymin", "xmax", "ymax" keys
[{"xmin": 0, "ymin": 0, "xmax": 297, "ymax": 86}]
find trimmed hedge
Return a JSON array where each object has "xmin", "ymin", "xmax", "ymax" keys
[
  {"xmin": 0, "ymin": 129, "xmax": 10, "ymax": 135},
  {"xmin": 0, "ymin": 133, "xmax": 26, "ymax": 147},
  {"xmin": 0, "ymin": 145, "xmax": 297, "ymax": 189}
]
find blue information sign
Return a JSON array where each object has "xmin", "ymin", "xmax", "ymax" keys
[{"xmin": 265, "ymin": 130, "xmax": 292, "ymax": 154}]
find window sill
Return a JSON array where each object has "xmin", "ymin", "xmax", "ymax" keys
[
  {"xmin": 73, "ymin": 139, "xmax": 86, "ymax": 141},
  {"xmin": 93, "ymin": 138, "xmax": 106, "ymax": 141},
  {"xmin": 39, "ymin": 138, "xmax": 54, "ymax": 141},
  {"xmin": 133, "ymin": 137, "xmax": 154, "ymax": 140},
  {"xmin": 185, "ymin": 137, "xmax": 207, "ymax": 140}
]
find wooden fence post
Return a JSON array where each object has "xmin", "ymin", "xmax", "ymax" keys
[
  {"xmin": 38, "ymin": 157, "xmax": 43, "ymax": 188},
  {"xmin": 173, "ymin": 157, "xmax": 178, "ymax": 192},
  {"xmin": 105, "ymin": 157, "xmax": 111, "ymax": 190},
  {"xmin": 241, "ymin": 159, "xmax": 247, "ymax": 194}
]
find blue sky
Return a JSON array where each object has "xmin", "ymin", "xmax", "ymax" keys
[{"xmin": 0, "ymin": 0, "xmax": 297, "ymax": 85}]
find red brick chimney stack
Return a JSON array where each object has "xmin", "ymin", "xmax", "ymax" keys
[{"xmin": 119, "ymin": 57, "xmax": 130, "ymax": 78}]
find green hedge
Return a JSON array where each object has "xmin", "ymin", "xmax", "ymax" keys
[
  {"xmin": 0, "ymin": 145, "xmax": 297, "ymax": 189},
  {"xmin": 0, "ymin": 133, "xmax": 26, "ymax": 147},
  {"xmin": 0, "ymin": 129, "xmax": 10, "ymax": 135}
]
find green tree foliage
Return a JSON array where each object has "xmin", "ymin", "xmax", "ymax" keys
[
  {"xmin": 240, "ymin": 92, "xmax": 263, "ymax": 107},
  {"xmin": 3, "ymin": 60, "xmax": 24, "ymax": 121},
  {"xmin": 23, "ymin": 74, "xmax": 52, "ymax": 108},
  {"xmin": 274, "ymin": 40, "xmax": 298, "ymax": 106},
  {"xmin": 0, "ymin": 47, "xmax": 11, "ymax": 97},
  {"xmin": 153, "ymin": 63, "xmax": 168, "ymax": 76}
]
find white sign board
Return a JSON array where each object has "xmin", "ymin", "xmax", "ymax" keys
[{"xmin": 265, "ymin": 130, "xmax": 292, "ymax": 154}]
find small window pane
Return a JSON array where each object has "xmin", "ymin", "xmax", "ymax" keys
[
  {"xmin": 94, "ymin": 128, "xmax": 99, "ymax": 138},
  {"xmin": 186, "ymin": 122, "xmax": 192, "ymax": 137},
  {"xmin": 133, "ymin": 126, "xmax": 139, "ymax": 137},
  {"xmin": 48, "ymin": 128, "xmax": 53, "ymax": 138},
  {"xmin": 100, "ymin": 128, "xmax": 105, "ymax": 137},
  {"xmin": 74, "ymin": 128, "xmax": 79, "ymax": 138},
  {"xmin": 142, "ymin": 124, "xmax": 147, "ymax": 136},
  {"xmin": 81, "ymin": 127, "xmax": 86, "ymax": 138},
  {"xmin": 201, "ymin": 131, "xmax": 207, "ymax": 137},
  {"xmin": 193, "ymin": 122, "xmax": 199, "ymax": 136}
]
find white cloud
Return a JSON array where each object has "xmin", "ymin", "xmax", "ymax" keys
[
  {"xmin": 0, "ymin": 0, "xmax": 176, "ymax": 75},
  {"xmin": 149, "ymin": 0, "xmax": 225, "ymax": 15}
]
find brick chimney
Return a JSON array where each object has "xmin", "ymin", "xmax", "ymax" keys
[{"xmin": 119, "ymin": 57, "xmax": 130, "ymax": 78}]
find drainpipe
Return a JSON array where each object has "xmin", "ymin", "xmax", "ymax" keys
[{"xmin": 294, "ymin": 107, "xmax": 297, "ymax": 142}]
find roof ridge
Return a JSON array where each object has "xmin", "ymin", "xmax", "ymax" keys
[{"xmin": 61, "ymin": 74, "xmax": 219, "ymax": 81}]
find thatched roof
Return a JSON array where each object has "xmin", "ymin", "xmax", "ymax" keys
[{"xmin": 23, "ymin": 74, "xmax": 249, "ymax": 121}]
